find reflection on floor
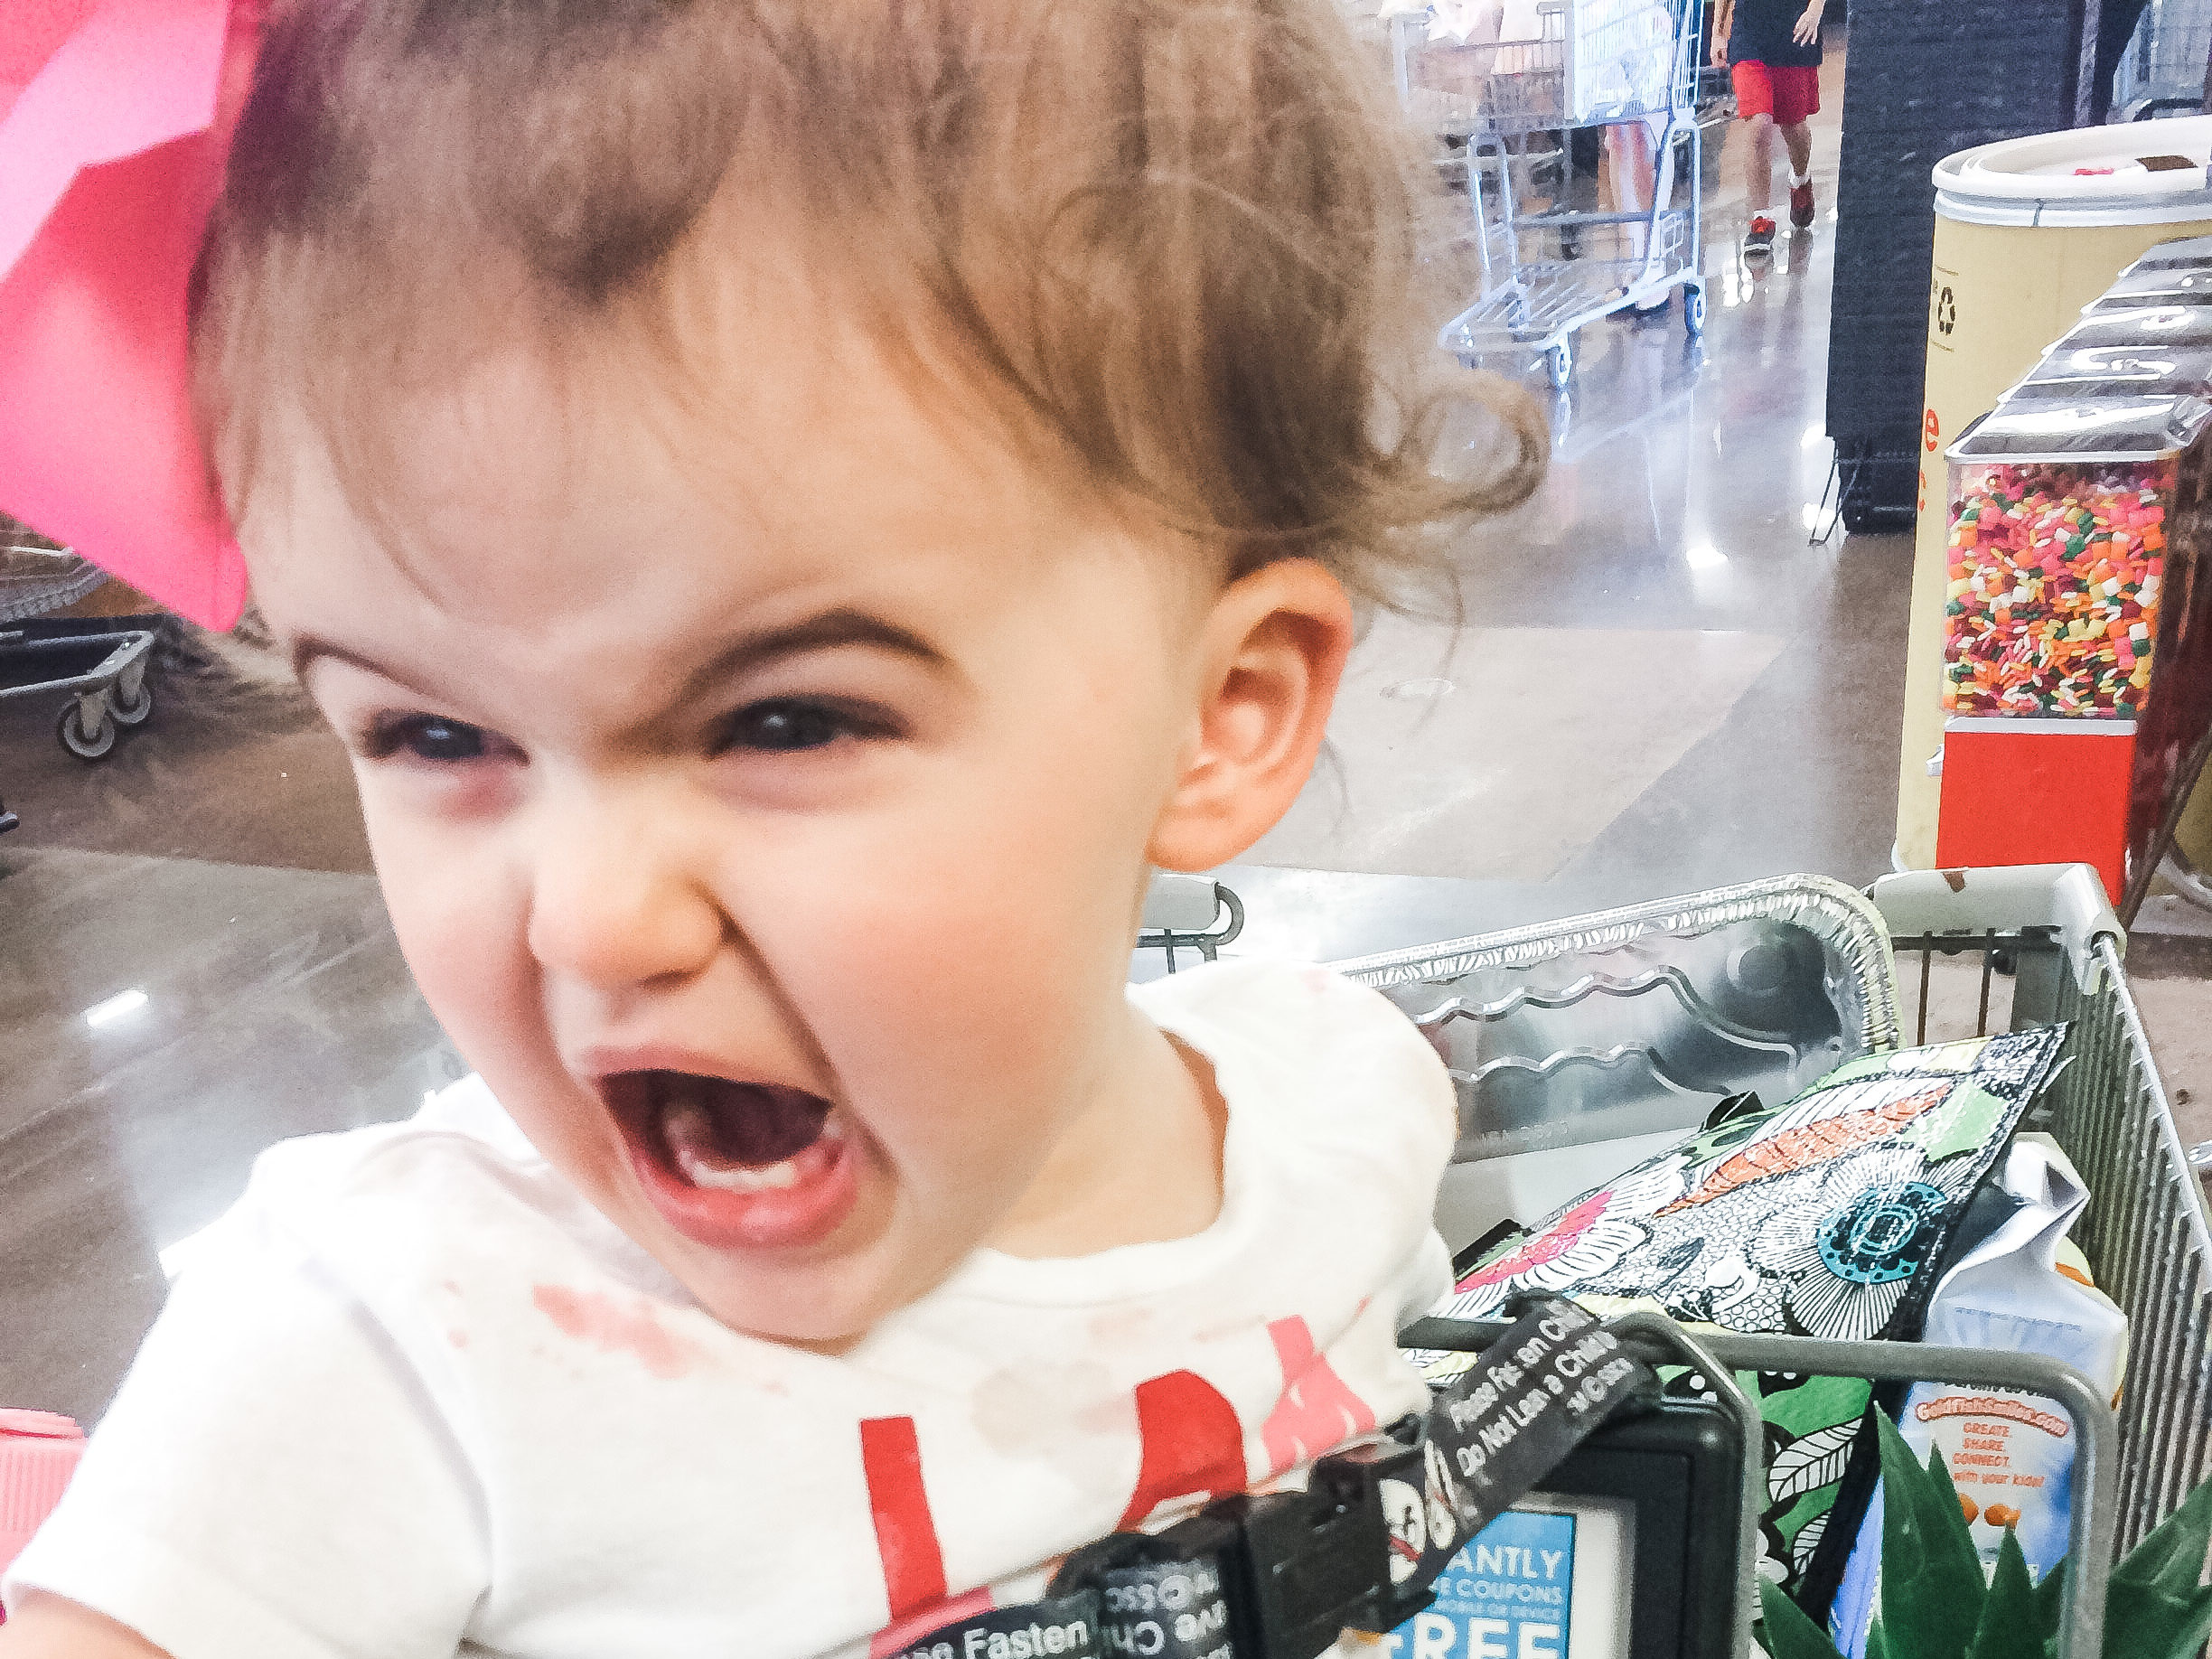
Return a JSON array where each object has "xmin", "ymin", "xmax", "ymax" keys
[
  {"xmin": 1254, "ymin": 33, "xmax": 1903, "ymax": 908},
  {"xmin": 3, "ymin": 28, "xmax": 2207, "ymax": 1427}
]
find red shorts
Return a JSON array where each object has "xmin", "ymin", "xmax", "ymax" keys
[{"xmin": 1732, "ymin": 61, "xmax": 1820, "ymax": 125}]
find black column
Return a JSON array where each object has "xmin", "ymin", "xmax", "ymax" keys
[{"xmin": 1823, "ymin": 0, "xmax": 2095, "ymax": 530}]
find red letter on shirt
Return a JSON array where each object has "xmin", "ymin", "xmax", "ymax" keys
[
  {"xmin": 1260, "ymin": 1316, "xmax": 1376, "ymax": 1475},
  {"xmin": 860, "ymin": 1416, "xmax": 947, "ymax": 1617},
  {"xmin": 1116, "ymin": 1370, "xmax": 1250, "ymax": 1529}
]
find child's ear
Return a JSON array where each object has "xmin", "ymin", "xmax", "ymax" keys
[{"xmin": 1147, "ymin": 557, "xmax": 1354, "ymax": 873}]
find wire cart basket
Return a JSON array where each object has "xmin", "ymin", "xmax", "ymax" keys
[
  {"xmin": 0, "ymin": 543, "xmax": 103, "ymax": 625},
  {"xmin": 1332, "ymin": 863, "xmax": 2208, "ymax": 1657},
  {"xmin": 1391, "ymin": 0, "xmax": 1709, "ymax": 389},
  {"xmin": 2112, "ymin": 0, "xmax": 2212, "ymax": 120}
]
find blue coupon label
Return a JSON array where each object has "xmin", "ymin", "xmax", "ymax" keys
[{"xmin": 1388, "ymin": 1508, "xmax": 1576, "ymax": 1659}]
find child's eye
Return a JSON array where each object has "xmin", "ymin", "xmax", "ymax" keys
[
  {"xmin": 717, "ymin": 698, "xmax": 896, "ymax": 754},
  {"xmin": 362, "ymin": 713, "xmax": 492, "ymax": 764}
]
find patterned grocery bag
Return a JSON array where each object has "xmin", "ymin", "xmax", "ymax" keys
[{"xmin": 1413, "ymin": 1026, "xmax": 2068, "ymax": 1590}]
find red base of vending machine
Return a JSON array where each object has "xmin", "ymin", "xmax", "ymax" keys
[{"xmin": 1935, "ymin": 718, "xmax": 2137, "ymax": 901}]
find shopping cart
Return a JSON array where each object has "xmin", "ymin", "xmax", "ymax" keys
[
  {"xmin": 0, "ymin": 544, "xmax": 103, "ymax": 624},
  {"xmin": 1390, "ymin": 0, "xmax": 1709, "ymax": 389},
  {"xmin": 0, "ymin": 545, "xmax": 155, "ymax": 764},
  {"xmin": 1136, "ymin": 871, "xmax": 1246, "ymax": 972},
  {"xmin": 2113, "ymin": 0, "xmax": 2212, "ymax": 119},
  {"xmin": 1333, "ymin": 863, "xmax": 2208, "ymax": 1657}
]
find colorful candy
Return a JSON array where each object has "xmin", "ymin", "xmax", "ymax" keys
[{"xmin": 1942, "ymin": 460, "xmax": 2169, "ymax": 718}]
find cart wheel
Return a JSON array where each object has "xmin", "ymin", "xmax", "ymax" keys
[
  {"xmin": 58, "ymin": 701, "xmax": 117, "ymax": 761},
  {"xmin": 1545, "ymin": 342, "xmax": 1573, "ymax": 389},
  {"xmin": 2159, "ymin": 843, "xmax": 2212, "ymax": 914},
  {"xmin": 1684, "ymin": 286, "xmax": 1708, "ymax": 337},
  {"xmin": 109, "ymin": 678, "xmax": 154, "ymax": 726}
]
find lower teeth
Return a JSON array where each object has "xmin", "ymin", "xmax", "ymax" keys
[{"xmin": 661, "ymin": 1099, "xmax": 836, "ymax": 1193}]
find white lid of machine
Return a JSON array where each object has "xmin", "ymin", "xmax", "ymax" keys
[{"xmin": 1935, "ymin": 115, "xmax": 2212, "ymax": 227}]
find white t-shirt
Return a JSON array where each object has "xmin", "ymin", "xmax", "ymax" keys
[{"xmin": 5, "ymin": 961, "xmax": 1457, "ymax": 1659}]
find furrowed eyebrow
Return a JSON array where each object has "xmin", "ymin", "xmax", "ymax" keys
[
  {"xmin": 290, "ymin": 634, "xmax": 437, "ymax": 696},
  {"xmin": 289, "ymin": 607, "xmax": 950, "ymax": 705},
  {"xmin": 673, "ymin": 608, "xmax": 951, "ymax": 704}
]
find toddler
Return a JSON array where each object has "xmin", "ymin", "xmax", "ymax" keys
[{"xmin": 0, "ymin": 1, "xmax": 1543, "ymax": 1655}]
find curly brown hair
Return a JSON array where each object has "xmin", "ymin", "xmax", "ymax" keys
[{"xmin": 191, "ymin": 0, "xmax": 1545, "ymax": 605}]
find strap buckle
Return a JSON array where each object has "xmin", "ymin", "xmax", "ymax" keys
[
  {"xmin": 1053, "ymin": 1434, "xmax": 1429, "ymax": 1659},
  {"xmin": 967, "ymin": 1300, "xmax": 1658, "ymax": 1659}
]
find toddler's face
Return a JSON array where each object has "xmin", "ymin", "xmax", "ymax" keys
[{"xmin": 240, "ymin": 312, "xmax": 1246, "ymax": 1341}]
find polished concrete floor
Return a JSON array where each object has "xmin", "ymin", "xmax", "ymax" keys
[{"xmin": 4, "ymin": 31, "xmax": 2207, "ymax": 1427}]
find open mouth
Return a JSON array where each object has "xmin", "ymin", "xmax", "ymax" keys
[{"xmin": 603, "ymin": 1071, "xmax": 859, "ymax": 1250}]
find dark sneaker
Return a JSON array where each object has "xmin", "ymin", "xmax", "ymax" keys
[
  {"xmin": 1745, "ymin": 216, "xmax": 1776, "ymax": 257},
  {"xmin": 1790, "ymin": 181, "xmax": 1815, "ymax": 228}
]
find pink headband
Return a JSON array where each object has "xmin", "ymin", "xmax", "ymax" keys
[{"xmin": 0, "ymin": 0, "xmax": 261, "ymax": 631}]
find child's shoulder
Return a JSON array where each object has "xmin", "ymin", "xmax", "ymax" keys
[
  {"xmin": 1129, "ymin": 954, "xmax": 1411, "ymax": 1037},
  {"xmin": 192, "ymin": 1074, "xmax": 644, "ymax": 1302},
  {"xmin": 1129, "ymin": 958, "xmax": 1456, "ymax": 1148},
  {"xmin": 242, "ymin": 1073, "xmax": 546, "ymax": 1210}
]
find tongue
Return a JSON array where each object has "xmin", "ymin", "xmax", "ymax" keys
[{"xmin": 655, "ymin": 1076, "xmax": 830, "ymax": 1172}]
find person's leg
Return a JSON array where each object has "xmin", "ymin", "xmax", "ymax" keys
[
  {"xmin": 1730, "ymin": 61, "xmax": 1777, "ymax": 254},
  {"xmin": 1607, "ymin": 117, "xmax": 1671, "ymax": 310},
  {"xmin": 1784, "ymin": 121, "xmax": 1814, "ymax": 225},
  {"xmin": 1775, "ymin": 67, "xmax": 1819, "ymax": 229},
  {"xmin": 1606, "ymin": 119, "xmax": 1656, "ymax": 260},
  {"xmin": 1782, "ymin": 119, "xmax": 1812, "ymax": 181},
  {"xmin": 1747, "ymin": 112, "xmax": 1776, "ymax": 215}
]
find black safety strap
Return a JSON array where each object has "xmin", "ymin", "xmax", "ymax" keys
[{"xmin": 879, "ymin": 1298, "xmax": 1657, "ymax": 1659}]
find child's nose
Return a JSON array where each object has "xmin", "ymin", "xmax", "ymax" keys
[{"xmin": 522, "ymin": 788, "xmax": 725, "ymax": 989}]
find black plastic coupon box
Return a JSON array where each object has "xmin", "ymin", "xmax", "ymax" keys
[{"xmin": 1384, "ymin": 1401, "xmax": 1744, "ymax": 1659}]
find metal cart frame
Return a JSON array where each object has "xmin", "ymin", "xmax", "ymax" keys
[
  {"xmin": 1137, "ymin": 871, "xmax": 1247, "ymax": 971},
  {"xmin": 1333, "ymin": 863, "xmax": 2208, "ymax": 1656},
  {"xmin": 2112, "ymin": 0, "xmax": 2212, "ymax": 120},
  {"xmin": 1391, "ymin": 0, "xmax": 1710, "ymax": 389},
  {"xmin": 0, "ymin": 547, "xmax": 156, "ymax": 764}
]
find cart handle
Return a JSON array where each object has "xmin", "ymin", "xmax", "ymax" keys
[
  {"xmin": 1870, "ymin": 864, "xmax": 2123, "ymax": 994},
  {"xmin": 1137, "ymin": 873, "xmax": 1245, "ymax": 972},
  {"xmin": 1403, "ymin": 1317, "xmax": 2116, "ymax": 1659}
]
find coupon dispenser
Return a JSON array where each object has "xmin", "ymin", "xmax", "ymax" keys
[{"xmin": 1392, "ymin": 1318, "xmax": 1752, "ymax": 1659}]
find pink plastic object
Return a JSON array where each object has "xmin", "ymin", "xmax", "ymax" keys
[
  {"xmin": 0, "ymin": 1411, "xmax": 86, "ymax": 1616},
  {"xmin": 0, "ymin": 0, "xmax": 264, "ymax": 631}
]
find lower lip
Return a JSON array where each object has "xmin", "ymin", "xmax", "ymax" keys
[{"xmin": 622, "ymin": 1121, "xmax": 862, "ymax": 1251}]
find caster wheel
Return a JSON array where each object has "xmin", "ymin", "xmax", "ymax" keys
[
  {"xmin": 1546, "ymin": 342, "xmax": 1573, "ymax": 389},
  {"xmin": 58, "ymin": 701, "xmax": 117, "ymax": 761},
  {"xmin": 1684, "ymin": 286, "xmax": 1707, "ymax": 336},
  {"xmin": 110, "ymin": 678, "xmax": 154, "ymax": 726},
  {"xmin": 2160, "ymin": 843, "xmax": 2212, "ymax": 913}
]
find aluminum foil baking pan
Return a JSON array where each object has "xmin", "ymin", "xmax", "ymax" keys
[{"xmin": 1330, "ymin": 874, "xmax": 1902, "ymax": 1167}]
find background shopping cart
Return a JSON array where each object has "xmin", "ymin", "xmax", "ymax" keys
[
  {"xmin": 2114, "ymin": 0, "xmax": 2212, "ymax": 119},
  {"xmin": 1391, "ymin": 0, "xmax": 1710, "ymax": 388},
  {"xmin": 0, "ymin": 545, "xmax": 157, "ymax": 770}
]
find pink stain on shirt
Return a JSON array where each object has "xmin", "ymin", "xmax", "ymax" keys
[{"xmin": 530, "ymin": 1285, "xmax": 698, "ymax": 1380}]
